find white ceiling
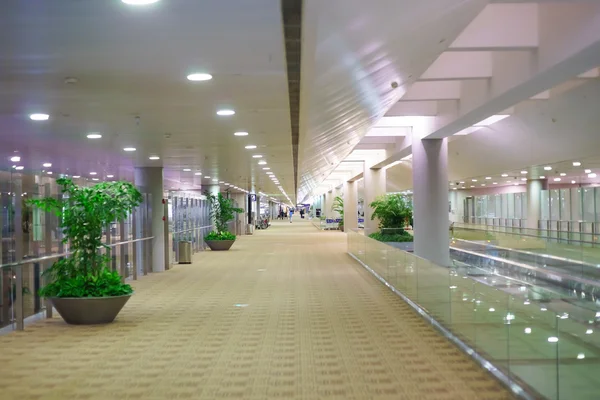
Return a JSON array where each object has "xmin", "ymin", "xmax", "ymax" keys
[{"xmin": 0, "ymin": 0, "xmax": 293, "ymax": 199}]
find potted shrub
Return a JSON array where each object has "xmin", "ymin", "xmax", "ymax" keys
[
  {"xmin": 204, "ymin": 191, "xmax": 243, "ymax": 251},
  {"xmin": 332, "ymin": 195, "xmax": 344, "ymax": 231},
  {"xmin": 369, "ymin": 194, "xmax": 414, "ymax": 249},
  {"xmin": 28, "ymin": 178, "xmax": 142, "ymax": 325}
]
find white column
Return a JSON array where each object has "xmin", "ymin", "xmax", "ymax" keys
[
  {"xmin": 325, "ymin": 191, "xmax": 332, "ymax": 218},
  {"xmin": 344, "ymin": 180, "xmax": 358, "ymax": 231},
  {"xmin": 134, "ymin": 167, "xmax": 166, "ymax": 272},
  {"xmin": 412, "ymin": 138, "xmax": 451, "ymax": 266},
  {"xmin": 526, "ymin": 179, "xmax": 548, "ymax": 229},
  {"xmin": 363, "ymin": 167, "xmax": 386, "ymax": 236}
]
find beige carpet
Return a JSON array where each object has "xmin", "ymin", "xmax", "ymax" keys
[{"xmin": 0, "ymin": 219, "xmax": 513, "ymax": 400}]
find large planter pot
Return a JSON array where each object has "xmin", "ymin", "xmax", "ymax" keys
[
  {"xmin": 206, "ymin": 239, "xmax": 235, "ymax": 251},
  {"xmin": 49, "ymin": 294, "xmax": 132, "ymax": 325}
]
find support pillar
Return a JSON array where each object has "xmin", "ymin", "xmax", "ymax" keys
[
  {"xmin": 526, "ymin": 179, "xmax": 548, "ymax": 229},
  {"xmin": 363, "ymin": 167, "xmax": 386, "ymax": 236},
  {"xmin": 344, "ymin": 180, "xmax": 358, "ymax": 231},
  {"xmin": 412, "ymin": 138, "xmax": 451, "ymax": 266},
  {"xmin": 134, "ymin": 167, "xmax": 166, "ymax": 272}
]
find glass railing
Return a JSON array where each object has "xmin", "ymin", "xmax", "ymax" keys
[{"xmin": 348, "ymin": 229, "xmax": 600, "ymax": 400}]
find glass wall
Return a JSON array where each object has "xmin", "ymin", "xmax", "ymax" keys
[{"xmin": 540, "ymin": 187, "xmax": 600, "ymax": 233}]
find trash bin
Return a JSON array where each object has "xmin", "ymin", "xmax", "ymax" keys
[
  {"xmin": 178, "ymin": 241, "xmax": 192, "ymax": 264},
  {"xmin": 246, "ymin": 223, "xmax": 254, "ymax": 235}
]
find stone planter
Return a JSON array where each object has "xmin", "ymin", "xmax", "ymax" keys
[
  {"xmin": 205, "ymin": 240, "xmax": 235, "ymax": 251},
  {"xmin": 49, "ymin": 294, "xmax": 132, "ymax": 325}
]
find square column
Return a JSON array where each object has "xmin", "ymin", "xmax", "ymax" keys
[
  {"xmin": 363, "ymin": 167, "xmax": 386, "ymax": 236},
  {"xmin": 343, "ymin": 180, "xmax": 358, "ymax": 231},
  {"xmin": 412, "ymin": 138, "xmax": 450, "ymax": 266}
]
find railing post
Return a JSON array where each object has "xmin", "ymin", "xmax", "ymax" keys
[{"xmin": 132, "ymin": 210, "xmax": 138, "ymax": 280}]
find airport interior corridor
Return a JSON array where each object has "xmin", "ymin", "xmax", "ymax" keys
[{"xmin": 0, "ymin": 219, "xmax": 511, "ymax": 400}]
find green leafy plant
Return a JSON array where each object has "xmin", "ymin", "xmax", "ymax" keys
[
  {"xmin": 28, "ymin": 178, "xmax": 142, "ymax": 298},
  {"xmin": 331, "ymin": 195, "xmax": 344, "ymax": 230},
  {"xmin": 205, "ymin": 231, "xmax": 236, "ymax": 241},
  {"xmin": 205, "ymin": 191, "xmax": 243, "ymax": 240},
  {"xmin": 368, "ymin": 232, "xmax": 413, "ymax": 243},
  {"xmin": 369, "ymin": 194, "xmax": 413, "ymax": 232}
]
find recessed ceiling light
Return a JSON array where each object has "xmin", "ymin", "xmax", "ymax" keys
[
  {"xmin": 123, "ymin": 147, "xmax": 136, "ymax": 152},
  {"xmin": 501, "ymin": 174, "xmax": 508, "ymax": 177},
  {"xmin": 263, "ymin": 167, "xmax": 270, "ymax": 170},
  {"xmin": 554, "ymin": 178, "xmax": 561, "ymax": 182},
  {"xmin": 493, "ymin": 182, "xmax": 498, "ymax": 185},
  {"xmin": 73, "ymin": 175, "xmax": 80, "ymax": 178},
  {"xmin": 253, "ymin": 155, "xmax": 263, "ymax": 158},
  {"xmin": 521, "ymin": 170, "xmax": 527, "ymax": 174},
  {"xmin": 560, "ymin": 172, "xmax": 566, "ymax": 176},
  {"xmin": 540, "ymin": 176, "xmax": 546, "ymax": 179},
  {"xmin": 521, "ymin": 178, "xmax": 527, "ymax": 181},
  {"xmin": 573, "ymin": 162, "xmax": 581, "ymax": 166},
  {"xmin": 87, "ymin": 133, "xmax": 102, "ymax": 139},
  {"xmin": 258, "ymin": 160, "xmax": 267, "ymax": 165},
  {"xmin": 29, "ymin": 113, "xmax": 49, "ymax": 121},
  {"xmin": 47, "ymin": 171, "xmax": 52, "ymax": 175},
  {"xmin": 15, "ymin": 166, "xmax": 24, "ymax": 171},
  {"xmin": 149, "ymin": 156, "xmax": 160, "ymax": 160},
  {"xmin": 107, "ymin": 175, "xmax": 114, "ymax": 178},
  {"xmin": 234, "ymin": 131, "xmax": 248, "ymax": 136},
  {"xmin": 212, "ymin": 179, "xmax": 218, "ymax": 182},
  {"xmin": 544, "ymin": 166, "xmax": 552, "ymax": 171},
  {"xmin": 459, "ymin": 181, "xmax": 465, "ymax": 184},
  {"xmin": 481, "ymin": 184, "xmax": 486, "ymax": 187},
  {"xmin": 470, "ymin": 185, "xmax": 475, "ymax": 188},
  {"xmin": 204, "ymin": 176, "xmax": 210, "ymax": 179},
  {"xmin": 194, "ymin": 172, "xmax": 202, "ymax": 176},
  {"xmin": 121, "ymin": 0, "xmax": 160, "ymax": 4},
  {"xmin": 216, "ymin": 109, "xmax": 235, "ymax": 116},
  {"xmin": 219, "ymin": 181, "xmax": 224, "ymax": 184},
  {"xmin": 571, "ymin": 180, "xmax": 577, "ymax": 184},
  {"xmin": 90, "ymin": 172, "xmax": 97, "ymax": 176},
  {"xmin": 92, "ymin": 178, "xmax": 99, "ymax": 181},
  {"xmin": 245, "ymin": 145, "xmax": 257, "ymax": 150},
  {"xmin": 10, "ymin": 156, "xmax": 20, "ymax": 162},
  {"xmin": 585, "ymin": 169, "xmax": 592, "ymax": 174},
  {"xmin": 471, "ymin": 179, "xmax": 477, "ymax": 182},
  {"xmin": 42, "ymin": 162, "xmax": 52, "ymax": 168},
  {"xmin": 183, "ymin": 168, "xmax": 191, "ymax": 172},
  {"xmin": 589, "ymin": 173, "xmax": 597, "ymax": 178},
  {"xmin": 187, "ymin": 73, "xmax": 212, "ymax": 81},
  {"xmin": 507, "ymin": 180, "xmax": 512, "ymax": 183},
  {"xmin": 485, "ymin": 177, "xmax": 491, "ymax": 180}
]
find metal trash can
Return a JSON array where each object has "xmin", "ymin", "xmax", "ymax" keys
[
  {"xmin": 246, "ymin": 223, "xmax": 254, "ymax": 235},
  {"xmin": 178, "ymin": 241, "xmax": 192, "ymax": 264}
]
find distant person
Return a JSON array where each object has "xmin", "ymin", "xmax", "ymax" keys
[
  {"xmin": 289, "ymin": 208, "xmax": 294, "ymax": 223},
  {"xmin": 300, "ymin": 209, "xmax": 304, "ymax": 219}
]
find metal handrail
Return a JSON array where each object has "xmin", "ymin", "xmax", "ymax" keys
[
  {"xmin": 453, "ymin": 224, "xmax": 599, "ymax": 246},
  {"xmin": 172, "ymin": 226, "xmax": 213, "ymax": 234},
  {"xmin": 0, "ymin": 236, "xmax": 154, "ymax": 270}
]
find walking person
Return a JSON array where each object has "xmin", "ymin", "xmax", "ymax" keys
[{"xmin": 288, "ymin": 208, "xmax": 294, "ymax": 223}]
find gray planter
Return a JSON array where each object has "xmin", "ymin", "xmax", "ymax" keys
[
  {"xmin": 49, "ymin": 294, "xmax": 132, "ymax": 325},
  {"xmin": 205, "ymin": 239, "xmax": 235, "ymax": 251}
]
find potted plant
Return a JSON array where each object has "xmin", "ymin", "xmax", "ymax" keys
[
  {"xmin": 332, "ymin": 195, "xmax": 344, "ymax": 231},
  {"xmin": 369, "ymin": 194, "xmax": 414, "ymax": 249},
  {"xmin": 28, "ymin": 178, "xmax": 142, "ymax": 325},
  {"xmin": 204, "ymin": 191, "xmax": 243, "ymax": 251}
]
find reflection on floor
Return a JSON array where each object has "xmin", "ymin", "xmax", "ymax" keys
[{"xmin": 0, "ymin": 218, "xmax": 511, "ymax": 400}]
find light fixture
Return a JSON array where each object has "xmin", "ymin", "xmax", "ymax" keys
[
  {"xmin": 501, "ymin": 174, "xmax": 508, "ymax": 177},
  {"xmin": 471, "ymin": 179, "xmax": 477, "ymax": 182},
  {"xmin": 263, "ymin": 167, "xmax": 270, "ymax": 170},
  {"xmin": 149, "ymin": 156, "xmax": 160, "ymax": 160},
  {"xmin": 73, "ymin": 175, "xmax": 80, "ymax": 178},
  {"xmin": 459, "ymin": 181, "xmax": 465, "ymax": 184},
  {"xmin": 216, "ymin": 109, "xmax": 235, "ymax": 116},
  {"xmin": 521, "ymin": 178, "xmax": 526, "ymax": 181},
  {"xmin": 219, "ymin": 181, "xmax": 224, "ymax": 184},
  {"xmin": 586, "ymin": 329, "xmax": 593, "ymax": 335},
  {"xmin": 42, "ymin": 162, "xmax": 52, "ymax": 168},
  {"xmin": 15, "ymin": 166, "xmax": 24, "ymax": 171},
  {"xmin": 481, "ymin": 184, "xmax": 486, "ymax": 187},
  {"xmin": 521, "ymin": 171, "xmax": 527, "ymax": 174},
  {"xmin": 234, "ymin": 131, "xmax": 248, "ymax": 136},
  {"xmin": 544, "ymin": 166, "xmax": 552, "ymax": 171},
  {"xmin": 10, "ymin": 156, "xmax": 20, "ymax": 162},
  {"xmin": 194, "ymin": 172, "xmax": 202, "ymax": 176},
  {"xmin": 121, "ymin": 0, "xmax": 160, "ymax": 4},
  {"xmin": 560, "ymin": 172, "xmax": 566, "ymax": 176},
  {"xmin": 547, "ymin": 337, "xmax": 559, "ymax": 343},
  {"xmin": 123, "ymin": 147, "xmax": 136, "ymax": 152},
  {"xmin": 47, "ymin": 171, "xmax": 53, "ymax": 175},
  {"xmin": 577, "ymin": 353, "xmax": 585, "ymax": 360},
  {"xmin": 489, "ymin": 308, "xmax": 495, "ymax": 312},
  {"xmin": 29, "ymin": 113, "xmax": 49, "ymax": 121},
  {"xmin": 589, "ymin": 173, "xmax": 597, "ymax": 178},
  {"xmin": 585, "ymin": 169, "xmax": 592, "ymax": 174},
  {"xmin": 187, "ymin": 73, "xmax": 212, "ymax": 81},
  {"xmin": 493, "ymin": 182, "xmax": 497, "ymax": 185},
  {"xmin": 212, "ymin": 179, "xmax": 218, "ymax": 182},
  {"xmin": 90, "ymin": 172, "xmax": 97, "ymax": 176},
  {"xmin": 87, "ymin": 133, "xmax": 102, "ymax": 139},
  {"xmin": 107, "ymin": 175, "xmax": 114, "ymax": 178},
  {"xmin": 92, "ymin": 178, "xmax": 99, "ymax": 181},
  {"xmin": 258, "ymin": 160, "xmax": 267, "ymax": 165},
  {"xmin": 245, "ymin": 145, "xmax": 257, "ymax": 150},
  {"xmin": 253, "ymin": 155, "xmax": 263, "ymax": 158},
  {"xmin": 204, "ymin": 176, "xmax": 210, "ymax": 179},
  {"xmin": 573, "ymin": 162, "xmax": 581, "ymax": 166},
  {"xmin": 470, "ymin": 185, "xmax": 475, "ymax": 188},
  {"xmin": 183, "ymin": 168, "xmax": 191, "ymax": 172},
  {"xmin": 540, "ymin": 176, "xmax": 545, "ymax": 179},
  {"xmin": 554, "ymin": 178, "xmax": 561, "ymax": 182},
  {"xmin": 571, "ymin": 180, "xmax": 576, "ymax": 184},
  {"xmin": 507, "ymin": 180, "xmax": 512, "ymax": 183},
  {"xmin": 524, "ymin": 328, "xmax": 532, "ymax": 334},
  {"xmin": 266, "ymin": 172, "xmax": 274, "ymax": 175},
  {"xmin": 485, "ymin": 177, "xmax": 491, "ymax": 180}
]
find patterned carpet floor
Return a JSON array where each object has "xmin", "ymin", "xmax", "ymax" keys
[{"xmin": 0, "ymin": 219, "xmax": 513, "ymax": 399}]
